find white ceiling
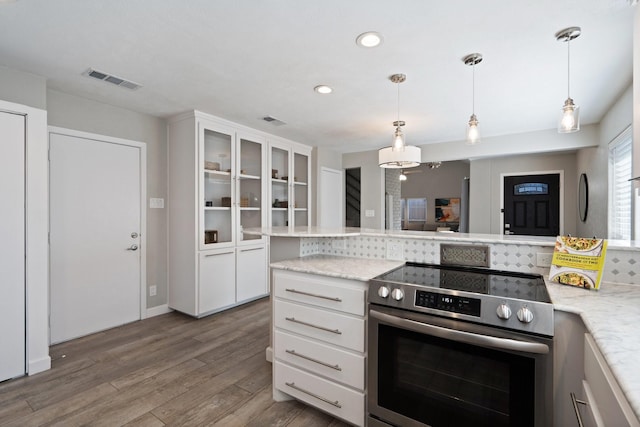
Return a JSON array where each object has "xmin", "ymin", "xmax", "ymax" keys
[{"xmin": 0, "ymin": 0, "xmax": 635, "ymax": 153}]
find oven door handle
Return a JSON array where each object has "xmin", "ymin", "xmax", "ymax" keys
[{"xmin": 370, "ymin": 309, "xmax": 549, "ymax": 355}]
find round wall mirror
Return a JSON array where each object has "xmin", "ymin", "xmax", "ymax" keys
[{"xmin": 578, "ymin": 173, "xmax": 589, "ymax": 222}]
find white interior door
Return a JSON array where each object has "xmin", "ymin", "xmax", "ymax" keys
[
  {"xmin": 0, "ymin": 111, "xmax": 26, "ymax": 381},
  {"xmin": 50, "ymin": 131, "xmax": 143, "ymax": 344},
  {"xmin": 319, "ymin": 167, "xmax": 344, "ymax": 228}
]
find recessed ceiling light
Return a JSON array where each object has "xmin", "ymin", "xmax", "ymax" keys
[
  {"xmin": 314, "ymin": 85, "xmax": 333, "ymax": 94},
  {"xmin": 356, "ymin": 31, "xmax": 383, "ymax": 48}
]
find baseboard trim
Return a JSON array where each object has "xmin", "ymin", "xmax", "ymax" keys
[
  {"xmin": 29, "ymin": 355, "xmax": 51, "ymax": 375},
  {"xmin": 146, "ymin": 304, "xmax": 172, "ymax": 318}
]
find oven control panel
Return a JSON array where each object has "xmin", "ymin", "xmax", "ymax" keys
[{"xmin": 415, "ymin": 290, "xmax": 481, "ymax": 317}]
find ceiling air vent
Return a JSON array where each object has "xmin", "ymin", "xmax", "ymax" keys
[
  {"xmin": 262, "ymin": 115, "xmax": 286, "ymax": 126},
  {"xmin": 83, "ymin": 68, "xmax": 142, "ymax": 90}
]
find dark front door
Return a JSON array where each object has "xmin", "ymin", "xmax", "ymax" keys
[{"xmin": 503, "ymin": 174, "xmax": 560, "ymax": 236}]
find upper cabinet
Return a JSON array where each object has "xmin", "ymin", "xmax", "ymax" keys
[
  {"xmin": 269, "ymin": 139, "xmax": 311, "ymax": 228},
  {"xmin": 199, "ymin": 122, "xmax": 267, "ymax": 249}
]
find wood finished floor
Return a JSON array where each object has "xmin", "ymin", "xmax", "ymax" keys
[{"xmin": 0, "ymin": 298, "xmax": 350, "ymax": 427}]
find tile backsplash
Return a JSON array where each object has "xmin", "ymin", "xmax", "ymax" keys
[{"xmin": 298, "ymin": 235, "xmax": 640, "ymax": 284}]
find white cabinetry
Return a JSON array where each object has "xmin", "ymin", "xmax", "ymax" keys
[
  {"xmin": 0, "ymin": 110, "xmax": 26, "ymax": 381},
  {"xmin": 168, "ymin": 111, "xmax": 268, "ymax": 317},
  {"xmin": 576, "ymin": 334, "xmax": 640, "ymax": 427},
  {"xmin": 272, "ymin": 269, "xmax": 367, "ymax": 427},
  {"xmin": 268, "ymin": 139, "xmax": 311, "ymax": 227}
]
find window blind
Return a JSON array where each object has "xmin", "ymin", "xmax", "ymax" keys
[{"xmin": 608, "ymin": 127, "xmax": 633, "ymax": 240}]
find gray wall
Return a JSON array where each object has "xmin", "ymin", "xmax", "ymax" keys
[
  {"xmin": 577, "ymin": 85, "xmax": 633, "ymax": 239},
  {"xmin": 47, "ymin": 89, "xmax": 168, "ymax": 309},
  {"xmin": 343, "ymin": 150, "xmax": 384, "ymax": 229},
  {"xmin": 469, "ymin": 152, "xmax": 578, "ymax": 235},
  {"xmin": 400, "ymin": 161, "xmax": 470, "ymax": 230},
  {"xmin": 0, "ymin": 66, "xmax": 46, "ymax": 109}
]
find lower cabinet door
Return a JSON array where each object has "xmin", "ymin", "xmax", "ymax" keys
[
  {"xmin": 236, "ymin": 244, "xmax": 267, "ymax": 302},
  {"xmin": 275, "ymin": 361, "xmax": 365, "ymax": 427},
  {"xmin": 199, "ymin": 249, "xmax": 236, "ymax": 314}
]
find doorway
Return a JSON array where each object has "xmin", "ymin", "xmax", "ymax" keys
[
  {"xmin": 345, "ymin": 167, "xmax": 361, "ymax": 227},
  {"xmin": 319, "ymin": 167, "xmax": 344, "ymax": 227},
  {"xmin": 502, "ymin": 173, "xmax": 561, "ymax": 236},
  {"xmin": 49, "ymin": 128, "xmax": 146, "ymax": 344}
]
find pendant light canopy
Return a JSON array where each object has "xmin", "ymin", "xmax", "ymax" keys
[
  {"xmin": 379, "ymin": 74, "xmax": 421, "ymax": 168},
  {"xmin": 556, "ymin": 26, "xmax": 581, "ymax": 133},
  {"xmin": 463, "ymin": 53, "xmax": 483, "ymax": 145}
]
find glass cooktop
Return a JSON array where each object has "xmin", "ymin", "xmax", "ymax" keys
[{"xmin": 374, "ymin": 262, "xmax": 551, "ymax": 303}]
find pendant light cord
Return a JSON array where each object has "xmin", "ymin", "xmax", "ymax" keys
[
  {"xmin": 566, "ymin": 38, "xmax": 571, "ymax": 98},
  {"xmin": 472, "ymin": 60, "xmax": 476, "ymax": 115},
  {"xmin": 397, "ymin": 79, "xmax": 400, "ymax": 124}
]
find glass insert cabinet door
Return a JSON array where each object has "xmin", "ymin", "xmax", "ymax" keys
[
  {"xmin": 293, "ymin": 151, "xmax": 309, "ymax": 227},
  {"xmin": 237, "ymin": 133, "xmax": 265, "ymax": 242},
  {"xmin": 201, "ymin": 126, "xmax": 234, "ymax": 249},
  {"xmin": 269, "ymin": 143, "xmax": 310, "ymax": 228},
  {"xmin": 270, "ymin": 146, "xmax": 289, "ymax": 227}
]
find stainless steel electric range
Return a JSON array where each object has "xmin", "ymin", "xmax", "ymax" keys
[{"xmin": 368, "ymin": 262, "xmax": 554, "ymax": 427}]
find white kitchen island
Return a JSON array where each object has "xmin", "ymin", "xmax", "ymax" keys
[{"xmin": 253, "ymin": 227, "xmax": 640, "ymax": 426}]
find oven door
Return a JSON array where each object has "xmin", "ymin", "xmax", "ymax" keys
[{"xmin": 368, "ymin": 305, "xmax": 553, "ymax": 427}]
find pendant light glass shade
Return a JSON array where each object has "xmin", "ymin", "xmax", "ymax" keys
[
  {"xmin": 559, "ymin": 98, "xmax": 580, "ymax": 133},
  {"xmin": 378, "ymin": 74, "xmax": 421, "ymax": 169},
  {"xmin": 463, "ymin": 53, "xmax": 483, "ymax": 145},
  {"xmin": 467, "ymin": 114, "xmax": 480, "ymax": 145},
  {"xmin": 556, "ymin": 27, "xmax": 581, "ymax": 133}
]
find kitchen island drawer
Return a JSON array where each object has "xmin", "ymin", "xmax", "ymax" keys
[
  {"xmin": 274, "ymin": 330, "xmax": 365, "ymax": 390},
  {"xmin": 274, "ymin": 299, "xmax": 365, "ymax": 352},
  {"xmin": 274, "ymin": 361, "xmax": 365, "ymax": 427},
  {"xmin": 274, "ymin": 270, "xmax": 366, "ymax": 316}
]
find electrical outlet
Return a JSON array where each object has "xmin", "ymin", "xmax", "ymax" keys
[
  {"xmin": 149, "ymin": 285, "xmax": 157, "ymax": 297},
  {"xmin": 332, "ymin": 239, "xmax": 346, "ymax": 250},
  {"xmin": 536, "ymin": 253, "xmax": 553, "ymax": 267},
  {"xmin": 386, "ymin": 242, "xmax": 404, "ymax": 261}
]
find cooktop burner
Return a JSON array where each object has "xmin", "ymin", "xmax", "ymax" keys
[
  {"xmin": 375, "ymin": 262, "xmax": 551, "ymax": 303},
  {"xmin": 369, "ymin": 262, "xmax": 554, "ymax": 336}
]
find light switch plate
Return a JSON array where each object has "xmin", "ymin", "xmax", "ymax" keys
[
  {"xmin": 150, "ymin": 198, "xmax": 164, "ymax": 209},
  {"xmin": 365, "ymin": 209, "xmax": 375, "ymax": 217}
]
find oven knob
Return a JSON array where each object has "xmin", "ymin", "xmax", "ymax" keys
[
  {"xmin": 391, "ymin": 288, "xmax": 404, "ymax": 301},
  {"xmin": 517, "ymin": 306, "xmax": 534, "ymax": 323},
  {"xmin": 378, "ymin": 286, "xmax": 390, "ymax": 298},
  {"xmin": 496, "ymin": 303, "xmax": 512, "ymax": 320}
]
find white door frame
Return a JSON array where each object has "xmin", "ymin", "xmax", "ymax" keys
[
  {"xmin": 500, "ymin": 170, "xmax": 564, "ymax": 236},
  {"xmin": 48, "ymin": 126, "xmax": 148, "ymax": 320}
]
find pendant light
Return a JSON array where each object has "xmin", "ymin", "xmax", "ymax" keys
[
  {"xmin": 463, "ymin": 53, "xmax": 483, "ymax": 145},
  {"xmin": 378, "ymin": 74, "xmax": 421, "ymax": 168},
  {"xmin": 556, "ymin": 26, "xmax": 581, "ymax": 133}
]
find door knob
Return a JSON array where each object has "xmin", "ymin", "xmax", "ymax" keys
[{"xmin": 127, "ymin": 244, "xmax": 139, "ymax": 251}]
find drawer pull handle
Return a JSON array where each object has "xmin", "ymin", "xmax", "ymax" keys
[
  {"xmin": 285, "ymin": 381, "xmax": 342, "ymax": 408},
  {"xmin": 285, "ymin": 288, "xmax": 342, "ymax": 302},
  {"xmin": 570, "ymin": 392, "xmax": 587, "ymax": 427},
  {"xmin": 285, "ymin": 349, "xmax": 342, "ymax": 371},
  {"xmin": 285, "ymin": 317, "xmax": 342, "ymax": 335}
]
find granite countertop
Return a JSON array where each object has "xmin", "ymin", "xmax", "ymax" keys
[
  {"xmin": 270, "ymin": 254, "xmax": 404, "ymax": 282},
  {"xmin": 271, "ymin": 255, "xmax": 640, "ymax": 421},
  {"xmin": 246, "ymin": 226, "xmax": 640, "ymax": 251}
]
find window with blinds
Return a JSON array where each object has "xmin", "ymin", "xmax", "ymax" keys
[
  {"xmin": 608, "ymin": 126, "xmax": 633, "ymax": 240},
  {"xmin": 401, "ymin": 198, "xmax": 427, "ymax": 222}
]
